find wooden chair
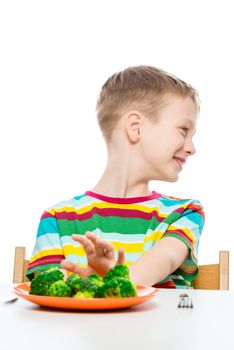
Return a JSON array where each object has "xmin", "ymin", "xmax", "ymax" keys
[
  {"xmin": 13, "ymin": 246, "xmax": 29, "ymax": 283},
  {"xmin": 13, "ymin": 247, "xmax": 230, "ymax": 290},
  {"xmin": 193, "ymin": 251, "xmax": 229, "ymax": 290}
]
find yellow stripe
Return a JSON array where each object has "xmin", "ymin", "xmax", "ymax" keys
[
  {"xmin": 180, "ymin": 264, "xmax": 197, "ymax": 273},
  {"xmin": 48, "ymin": 202, "xmax": 168, "ymax": 218},
  {"xmin": 167, "ymin": 225, "xmax": 195, "ymax": 242},
  {"xmin": 111, "ymin": 241, "xmax": 144, "ymax": 253},
  {"xmin": 144, "ymin": 230, "xmax": 165, "ymax": 243},
  {"xmin": 62, "ymin": 241, "xmax": 144, "ymax": 254},
  {"xmin": 68, "ymin": 260, "xmax": 134, "ymax": 269},
  {"xmin": 63, "ymin": 245, "xmax": 86, "ymax": 256},
  {"xmin": 30, "ymin": 248, "xmax": 63, "ymax": 263}
]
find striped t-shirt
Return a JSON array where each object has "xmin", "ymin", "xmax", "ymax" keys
[{"xmin": 26, "ymin": 190, "xmax": 205, "ymax": 288}]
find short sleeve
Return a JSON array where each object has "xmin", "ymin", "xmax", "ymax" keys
[
  {"xmin": 26, "ymin": 210, "xmax": 65, "ymax": 280},
  {"xmin": 163, "ymin": 200, "xmax": 205, "ymax": 282}
]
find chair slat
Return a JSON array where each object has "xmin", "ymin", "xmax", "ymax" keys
[
  {"xmin": 219, "ymin": 251, "xmax": 229, "ymax": 290},
  {"xmin": 13, "ymin": 247, "xmax": 26, "ymax": 283},
  {"xmin": 193, "ymin": 250, "xmax": 230, "ymax": 290}
]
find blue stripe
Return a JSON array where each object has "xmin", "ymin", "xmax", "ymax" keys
[
  {"xmin": 65, "ymin": 254, "xmax": 87, "ymax": 265},
  {"xmin": 60, "ymin": 229, "xmax": 146, "ymax": 243},
  {"xmin": 65, "ymin": 251, "xmax": 143, "ymax": 264},
  {"xmin": 32, "ymin": 233, "xmax": 62, "ymax": 255},
  {"xmin": 37, "ymin": 218, "xmax": 58, "ymax": 237},
  {"xmin": 186, "ymin": 212, "xmax": 204, "ymax": 231}
]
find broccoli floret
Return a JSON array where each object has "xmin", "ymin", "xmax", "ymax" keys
[
  {"xmin": 29, "ymin": 267, "xmax": 64, "ymax": 296},
  {"xmin": 94, "ymin": 285, "xmax": 106, "ymax": 298},
  {"xmin": 73, "ymin": 291, "xmax": 94, "ymax": 299},
  {"xmin": 103, "ymin": 265, "xmax": 130, "ymax": 283},
  {"xmin": 73, "ymin": 278, "xmax": 98, "ymax": 298},
  {"xmin": 66, "ymin": 274, "xmax": 83, "ymax": 293},
  {"xmin": 104, "ymin": 277, "xmax": 137, "ymax": 298},
  {"xmin": 87, "ymin": 274, "xmax": 104, "ymax": 287},
  {"xmin": 49, "ymin": 280, "xmax": 72, "ymax": 297}
]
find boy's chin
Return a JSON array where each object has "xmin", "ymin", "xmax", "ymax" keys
[
  {"xmin": 166, "ymin": 173, "xmax": 179, "ymax": 182},
  {"xmin": 157, "ymin": 174, "xmax": 179, "ymax": 183},
  {"xmin": 154, "ymin": 170, "xmax": 179, "ymax": 182}
]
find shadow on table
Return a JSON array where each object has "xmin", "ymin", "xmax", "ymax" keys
[{"xmin": 28, "ymin": 300, "xmax": 159, "ymax": 314}]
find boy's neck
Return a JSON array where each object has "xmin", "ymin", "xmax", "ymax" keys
[
  {"xmin": 91, "ymin": 181, "xmax": 151, "ymax": 198},
  {"xmin": 91, "ymin": 152, "xmax": 151, "ymax": 198}
]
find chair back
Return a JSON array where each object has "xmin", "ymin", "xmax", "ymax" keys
[
  {"xmin": 13, "ymin": 247, "xmax": 230, "ymax": 290},
  {"xmin": 193, "ymin": 251, "xmax": 229, "ymax": 290},
  {"xmin": 13, "ymin": 246, "xmax": 29, "ymax": 283}
]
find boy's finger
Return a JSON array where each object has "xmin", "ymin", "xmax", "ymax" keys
[
  {"xmin": 85, "ymin": 232, "xmax": 114, "ymax": 258},
  {"xmin": 90, "ymin": 236, "xmax": 106, "ymax": 257},
  {"xmin": 60, "ymin": 259, "xmax": 81, "ymax": 274},
  {"xmin": 71, "ymin": 234, "xmax": 95, "ymax": 255},
  {"xmin": 96, "ymin": 238, "xmax": 115, "ymax": 259},
  {"xmin": 116, "ymin": 248, "xmax": 125, "ymax": 265}
]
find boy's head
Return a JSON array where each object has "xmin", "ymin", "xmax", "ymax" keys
[{"xmin": 96, "ymin": 65, "xmax": 199, "ymax": 143}]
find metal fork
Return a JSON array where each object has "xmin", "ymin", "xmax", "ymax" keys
[
  {"xmin": 177, "ymin": 293, "xmax": 193, "ymax": 308},
  {"xmin": 1, "ymin": 292, "xmax": 18, "ymax": 303}
]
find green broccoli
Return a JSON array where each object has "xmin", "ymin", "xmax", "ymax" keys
[
  {"xmin": 49, "ymin": 280, "xmax": 72, "ymax": 297},
  {"xmin": 103, "ymin": 264, "xmax": 130, "ymax": 283},
  {"xmin": 104, "ymin": 277, "xmax": 137, "ymax": 298},
  {"xmin": 29, "ymin": 267, "xmax": 64, "ymax": 296},
  {"xmin": 73, "ymin": 291, "xmax": 94, "ymax": 299},
  {"xmin": 87, "ymin": 274, "xmax": 104, "ymax": 287},
  {"xmin": 66, "ymin": 273, "xmax": 83, "ymax": 293},
  {"xmin": 94, "ymin": 285, "xmax": 106, "ymax": 298},
  {"xmin": 73, "ymin": 278, "xmax": 98, "ymax": 298}
]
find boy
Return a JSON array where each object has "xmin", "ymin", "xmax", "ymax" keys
[{"xmin": 26, "ymin": 65, "xmax": 205, "ymax": 288}]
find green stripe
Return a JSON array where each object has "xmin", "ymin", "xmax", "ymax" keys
[
  {"xmin": 164, "ymin": 211, "xmax": 182, "ymax": 225},
  {"xmin": 164, "ymin": 233, "xmax": 198, "ymax": 282},
  {"xmin": 57, "ymin": 215, "xmax": 160, "ymax": 237},
  {"xmin": 26, "ymin": 263, "xmax": 62, "ymax": 280}
]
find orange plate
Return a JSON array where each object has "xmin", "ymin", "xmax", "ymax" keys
[{"xmin": 14, "ymin": 282, "xmax": 159, "ymax": 310}]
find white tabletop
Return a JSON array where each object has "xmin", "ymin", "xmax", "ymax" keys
[{"xmin": 0, "ymin": 284, "xmax": 233, "ymax": 350}]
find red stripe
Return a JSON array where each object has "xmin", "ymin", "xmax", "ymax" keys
[
  {"xmin": 85, "ymin": 191, "xmax": 161, "ymax": 204},
  {"xmin": 41, "ymin": 212, "xmax": 55, "ymax": 219},
  {"xmin": 164, "ymin": 228, "xmax": 193, "ymax": 245},
  {"xmin": 164, "ymin": 229, "xmax": 198, "ymax": 263},
  {"xmin": 173, "ymin": 207, "xmax": 185, "ymax": 214},
  {"xmin": 153, "ymin": 281, "xmax": 176, "ymax": 288},
  {"xmin": 28, "ymin": 255, "xmax": 65, "ymax": 269},
  {"xmin": 187, "ymin": 203, "xmax": 205, "ymax": 219},
  {"xmin": 55, "ymin": 207, "xmax": 165, "ymax": 222}
]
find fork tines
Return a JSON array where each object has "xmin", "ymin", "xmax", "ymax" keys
[{"xmin": 177, "ymin": 294, "xmax": 193, "ymax": 308}]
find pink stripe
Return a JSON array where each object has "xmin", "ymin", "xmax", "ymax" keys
[
  {"xmin": 55, "ymin": 207, "xmax": 165, "ymax": 222},
  {"xmin": 41, "ymin": 212, "xmax": 55, "ymax": 219},
  {"xmin": 164, "ymin": 228, "xmax": 194, "ymax": 245},
  {"xmin": 85, "ymin": 191, "xmax": 161, "ymax": 204},
  {"xmin": 28, "ymin": 255, "xmax": 64, "ymax": 269},
  {"xmin": 164, "ymin": 229, "xmax": 198, "ymax": 263}
]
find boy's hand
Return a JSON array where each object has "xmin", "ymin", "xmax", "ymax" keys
[{"xmin": 60, "ymin": 231, "xmax": 125, "ymax": 278}]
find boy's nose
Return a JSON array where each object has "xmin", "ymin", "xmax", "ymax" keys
[{"xmin": 185, "ymin": 139, "xmax": 196, "ymax": 156}]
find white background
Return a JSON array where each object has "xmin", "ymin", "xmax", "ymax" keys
[{"xmin": 0, "ymin": 0, "xmax": 233, "ymax": 288}]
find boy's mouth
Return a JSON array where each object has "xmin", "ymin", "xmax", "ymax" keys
[{"xmin": 173, "ymin": 156, "xmax": 186, "ymax": 168}]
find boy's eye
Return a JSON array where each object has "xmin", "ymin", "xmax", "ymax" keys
[{"xmin": 180, "ymin": 127, "xmax": 189, "ymax": 134}]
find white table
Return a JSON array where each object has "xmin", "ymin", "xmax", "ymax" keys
[{"xmin": 0, "ymin": 284, "xmax": 233, "ymax": 350}]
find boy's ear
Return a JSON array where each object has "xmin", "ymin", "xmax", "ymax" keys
[{"xmin": 125, "ymin": 112, "xmax": 142, "ymax": 143}]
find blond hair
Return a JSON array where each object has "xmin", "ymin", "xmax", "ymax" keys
[{"xmin": 96, "ymin": 65, "xmax": 199, "ymax": 142}]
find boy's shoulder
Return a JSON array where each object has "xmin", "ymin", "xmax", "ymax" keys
[
  {"xmin": 156, "ymin": 191, "xmax": 202, "ymax": 206},
  {"xmin": 41, "ymin": 190, "xmax": 203, "ymax": 215},
  {"xmin": 43, "ymin": 193, "xmax": 91, "ymax": 214}
]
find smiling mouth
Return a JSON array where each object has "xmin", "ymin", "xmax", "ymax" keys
[{"xmin": 173, "ymin": 157, "xmax": 186, "ymax": 168}]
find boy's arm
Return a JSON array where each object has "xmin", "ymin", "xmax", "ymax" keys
[
  {"xmin": 62, "ymin": 201, "xmax": 204, "ymax": 285},
  {"xmin": 61, "ymin": 233, "xmax": 188, "ymax": 286},
  {"xmin": 61, "ymin": 232, "xmax": 125, "ymax": 278},
  {"xmin": 26, "ymin": 210, "xmax": 65, "ymax": 280},
  {"xmin": 129, "ymin": 236, "xmax": 189, "ymax": 286}
]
